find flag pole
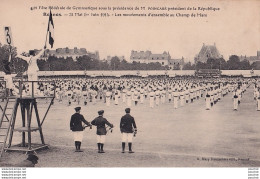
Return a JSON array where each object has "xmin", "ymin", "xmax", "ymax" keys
[{"xmin": 44, "ymin": 10, "xmax": 51, "ymax": 48}]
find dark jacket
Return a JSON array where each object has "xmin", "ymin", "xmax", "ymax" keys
[
  {"xmin": 91, "ymin": 116, "xmax": 113, "ymax": 135},
  {"xmin": 120, "ymin": 114, "xmax": 137, "ymax": 133},
  {"xmin": 70, "ymin": 113, "xmax": 91, "ymax": 131}
]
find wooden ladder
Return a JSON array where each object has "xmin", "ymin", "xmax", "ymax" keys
[{"xmin": 0, "ymin": 98, "xmax": 18, "ymax": 158}]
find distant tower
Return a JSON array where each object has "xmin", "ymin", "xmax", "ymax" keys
[{"xmin": 194, "ymin": 43, "xmax": 221, "ymax": 63}]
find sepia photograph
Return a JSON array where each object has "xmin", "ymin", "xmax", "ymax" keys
[{"xmin": 0, "ymin": 0, "xmax": 259, "ymax": 178}]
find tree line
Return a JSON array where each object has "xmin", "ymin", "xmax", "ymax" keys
[{"xmin": 1, "ymin": 43, "xmax": 260, "ymax": 74}]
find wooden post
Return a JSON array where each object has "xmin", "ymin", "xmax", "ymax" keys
[
  {"xmin": 32, "ymin": 82, "xmax": 34, "ymax": 98},
  {"xmin": 20, "ymin": 100, "xmax": 26, "ymax": 147},
  {"xmin": 7, "ymin": 99, "xmax": 19, "ymax": 148},
  {"xmin": 33, "ymin": 99, "xmax": 45, "ymax": 145},
  {"xmin": 26, "ymin": 100, "xmax": 33, "ymax": 150}
]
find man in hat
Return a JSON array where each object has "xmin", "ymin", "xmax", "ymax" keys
[
  {"xmin": 91, "ymin": 110, "xmax": 113, "ymax": 153},
  {"xmin": 15, "ymin": 154, "xmax": 39, "ymax": 167},
  {"xmin": 120, "ymin": 108, "xmax": 137, "ymax": 153},
  {"xmin": 70, "ymin": 107, "xmax": 92, "ymax": 152}
]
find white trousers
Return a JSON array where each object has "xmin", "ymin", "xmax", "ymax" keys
[
  {"xmin": 96, "ymin": 135, "xmax": 106, "ymax": 143},
  {"xmin": 206, "ymin": 98, "xmax": 211, "ymax": 109},
  {"xmin": 234, "ymin": 98, "xmax": 238, "ymax": 110},
  {"xmin": 73, "ymin": 131, "xmax": 83, "ymax": 142},
  {"xmin": 173, "ymin": 97, "xmax": 178, "ymax": 109},
  {"xmin": 127, "ymin": 97, "xmax": 132, "ymax": 107},
  {"xmin": 150, "ymin": 97, "xmax": 154, "ymax": 108},
  {"xmin": 106, "ymin": 97, "xmax": 110, "ymax": 106},
  {"xmin": 121, "ymin": 133, "xmax": 133, "ymax": 143}
]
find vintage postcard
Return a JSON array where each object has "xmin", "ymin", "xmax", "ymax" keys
[{"xmin": 0, "ymin": 0, "xmax": 259, "ymax": 178}]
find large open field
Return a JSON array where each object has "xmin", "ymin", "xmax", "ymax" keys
[{"xmin": 0, "ymin": 85, "xmax": 259, "ymax": 167}]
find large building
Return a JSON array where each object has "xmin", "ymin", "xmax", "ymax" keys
[
  {"xmin": 130, "ymin": 50, "xmax": 171, "ymax": 66},
  {"xmin": 130, "ymin": 50, "xmax": 185, "ymax": 69},
  {"xmin": 39, "ymin": 47, "xmax": 100, "ymax": 61},
  {"xmin": 239, "ymin": 51, "xmax": 260, "ymax": 64},
  {"xmin": 194, "ymin": 43, "xmax": 222, "ymax": 63},
  {"xmin": 168, "ymin": 57, "xmax": 185, "ymax": 70}
]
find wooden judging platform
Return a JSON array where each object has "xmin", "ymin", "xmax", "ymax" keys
[{"xmin": 0, "ymin": 80, "xmax": 55, "ymax": 157}]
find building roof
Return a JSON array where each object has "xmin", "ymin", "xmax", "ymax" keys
[
  {"xmin": 168, "ymin": 58, "xmax": 184, "ymax": 64},
  {"xmin": 130, "ymin": 50, "xmax": 152, "ymax": 59},
  {"xmin": 46, "ymin": 47, "xmax": 87, "ymax": 56},
  {"xmin": 197, "ymin": 44, "xmax": 221, "ymax": 59},
  {"xmin": 131, "ymin": 50, "xmax": 170, "ymax": 60}
]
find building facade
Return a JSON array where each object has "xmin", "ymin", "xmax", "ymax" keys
[
  {"xmin": 130, "ymin": 50, "xmax": 171, "ymax": 66},
  {"xmin": 168, "ymin": 57, "xmax": 185, "ymax": 70},
  {"xmin": 39, "ymin": 47, "xmax": 100, "ymax": 61},
  {"xmin": 194, "ymin": 43, "xmax": 222, "ymax": 63},
  {"xmin": 239, "ymin": 51, "xmax": 260, "ymax": 64}
]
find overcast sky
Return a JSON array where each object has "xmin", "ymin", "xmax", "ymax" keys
[{"xmin": 0, "ymin": 0, "xmax": 259, "ymax": 62}]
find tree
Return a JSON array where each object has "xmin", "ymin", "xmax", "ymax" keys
[
  {"xmin": 37, "ymin": 59, "xmax": 49, "ymax": 71},
  {"xmin": 195, "ymin": 61, "xmax": 208, "ymax": 70},
  {"xmin": 227, "ymin": 55, "xmax": 240, "ymax": 70},
  {"xmin": 218, "ymin": 58, "xmax": 228, "ymax": 70},
  {"xmin": 251, "ymin": 61, "xmax": 260, "ymax": 70},
  {"xmin": 239, "ymin": 59, "xmax": 250, "ymax": 70},
  {"xmin": 118, "ymin": 59, "xmax": 130, "ymax": 70},
  {"xmin": 0, "ymin": 43, "xmax": 23, "ymax": 74},
  {"xmin": 173, "ymin": 63, "xmax": 180, "ymax": 70},
  {"xmin": 183, "ymin": 62, "xmax": 195, "ymax": 70},
  {"xmin": 76, "ymin": 55, "xmax": 92, "ymax": 70},
  {"xmin": 99, "ymin": 61, "xmax": 109, "ymax": 70},
  {"xmin": 110, "ymin": 56, "xmax": 121, "ymax": 70},
  {"xmin": 206, "ymin": 58, "xmax": 227, "ymax": 70}
]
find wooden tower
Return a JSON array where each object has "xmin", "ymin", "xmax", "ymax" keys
[{"xmin": 0, "ymin": 81, "xmax": 55, "ymax": 157}]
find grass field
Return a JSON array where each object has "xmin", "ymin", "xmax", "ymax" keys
[{"xmin": 0, "ymin": 85, "xmax": 259, "ymax": 167}]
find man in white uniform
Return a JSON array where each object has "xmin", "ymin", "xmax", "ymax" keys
[{"xmin": 17, "ymin": 48, "xmax": 45, "ymax": 95}]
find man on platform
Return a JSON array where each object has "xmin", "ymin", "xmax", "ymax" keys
[{"xmin": 17, "ymin": 47, "xmax": 46, "ymax": 95}]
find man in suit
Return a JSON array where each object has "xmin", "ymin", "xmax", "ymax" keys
[
  {"xmin": 91, "ymin": 110, "xmax": 113, "ymax": 153},
  {"xmin": 70, "ymin": 107, "xmax": 92, "ymax": 152},
  {"xmin": 120, "ymin": 108, "xmax": 137, "ymax": 153}
]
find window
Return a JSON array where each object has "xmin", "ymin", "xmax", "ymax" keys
[{"xmin": 162, "ymin": 62, "xmax": 164, "ymax": 65}]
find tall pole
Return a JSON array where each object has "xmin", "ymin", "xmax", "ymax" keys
[{"xmin": 45, "ymin": 10, "xmax": 51, "ymax": 48}]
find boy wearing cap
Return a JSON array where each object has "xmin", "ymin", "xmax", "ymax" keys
[
  {"xmin": 91, "ymin": 110, "xmax": 113, "ymax": 153},
  {"xmin": 70, "ymin": 107, "xmax": 92, "ymax": 152},
  {"xmin": 120, "ymin": 108, "xmax": 137, "ymax": 153}
]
